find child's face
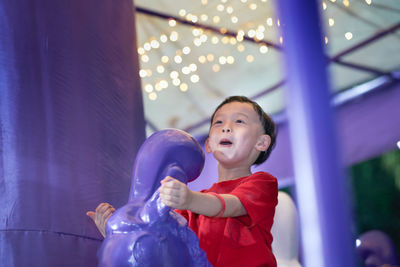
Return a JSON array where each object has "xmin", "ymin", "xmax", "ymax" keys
[{"xmin": 206, "ymin": 102, "xmax": 270, "ymax": 168}]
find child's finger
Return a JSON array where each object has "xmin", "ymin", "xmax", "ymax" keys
[
  {"xmin": 161, "ymin": 198, "xmax": 176, "ymax": 208},
  {"xmin": 102, "ymin": 207, "xmax": 115, "ymax": 219},
  {"xmin": 161, "ymin": 180, "xmax": 181, "ymax": 191},
  {"xmin": 96, "ymin": 203, "xmax": 110, "ymax": 213},
  {"xmin": 160, "ymin": 176, "xmax": 176, "ymax": 184},
  {"xmin": 86, "ymin": 211, "xmax": 95, "ymax": 220}
]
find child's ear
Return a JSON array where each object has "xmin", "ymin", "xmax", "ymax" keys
[
  {"xmin": 205, "ymin": 138, "xmax": 212, "ymax": 153},
  {"xmin": 255, "ymin": 134, "xmax": 271, "ymax": 152}
]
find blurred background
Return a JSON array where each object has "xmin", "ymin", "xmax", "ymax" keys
[
  {"xmin": 133, "ymin": 0, "xmax": 400, "ymax": 264},
  {"xmin": 1, "ymin": 0, "xmax": 399, "ymax": 266}
]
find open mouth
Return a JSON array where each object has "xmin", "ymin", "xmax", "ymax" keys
[{"xmin": 219, "ymin": 139, "xmax": 232, "ymax": 145}]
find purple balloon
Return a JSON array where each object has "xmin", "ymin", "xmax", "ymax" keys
[
  {"xmin": 98, "ymin": 129, "xmax": 211, "ymax": 266},
  {"xmin": 356, "ymin": 230, "xmax": 399, "ymax": 267}
]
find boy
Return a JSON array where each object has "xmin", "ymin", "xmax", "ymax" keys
[{"xmin": 88, "ymin": 96, "xmax": 278, "ymax": 266}]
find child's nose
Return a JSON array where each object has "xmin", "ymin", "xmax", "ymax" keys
[{"xmin": 222, "ymin": 125, "xmax": 231, "ymax": 133}]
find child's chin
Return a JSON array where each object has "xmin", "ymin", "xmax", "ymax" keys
[{"xmin": 213, "ymin": 151, "xmax": 236, "ymax": 163}]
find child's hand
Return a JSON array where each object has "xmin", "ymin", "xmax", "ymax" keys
[
  {"xmin": 86, "ymin": 202, "xmax": 115, "ymax": 238},
  {"xmin": 159, "ymin": 176, "xmax": 193, "ymax": 210}
]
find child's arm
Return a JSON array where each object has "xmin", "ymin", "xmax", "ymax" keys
[
  {"xmin": 159, "ymin": 176, "xmax": 246, "ymax": 217},
  {"xmin": 86, "ymin": 202, "xmax": 115, "ymax": 238}
]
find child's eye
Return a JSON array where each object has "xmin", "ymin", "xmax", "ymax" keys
[
  {"xmin": 214, "ymin": 120, "xmax": 223, "ymax": 125},
  {"xmin": 236, "ymin": 119, "xmax": 244, "ymax": 123}
]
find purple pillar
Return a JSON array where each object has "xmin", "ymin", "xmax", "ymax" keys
[
  {"xmin": 276, "ymin": 1, "xmax": 355, "ymax": 266},
  {"xmin": 0, "ymin": 0, "xmax": 145, "ymax": 266}
]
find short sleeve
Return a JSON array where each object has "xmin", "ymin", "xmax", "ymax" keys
[{"xmin": 230, "ymin": 172, "xmax": 278, "ymax": 227}]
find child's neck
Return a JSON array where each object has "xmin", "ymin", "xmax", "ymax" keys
[{"xmin": 217, "ymin": 164, "xmax": 252, "ymax": 182}]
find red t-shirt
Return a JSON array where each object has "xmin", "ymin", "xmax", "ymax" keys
[{"xmin": 176, "ymin": 171, "xmax": 278, "ymax": 267}]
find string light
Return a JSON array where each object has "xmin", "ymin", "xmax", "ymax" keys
[
  {"xmin": 200, "ymin": 34, "xmax": 208, "ymax": 42},
  {"xmin": 219, "ymin": 56, "xmax": 227, "ymax": 65},
  {"xmin": 137, "ymin": 0, "xmax": 354, "ymax": 101},
  {"xmin": 212, "ymin": 64, "xmax": 220, "ymax": 72},
  {"xmin": 174, "ymin": 55, "xmax": 182, "ymax": 63},
  {"xmin": 170, "ymin": 71, "xmax": 179, "ymax": 79},
  {"xmin": 246, "ymin": 55, "xmax": 254, "ymax": 62},
  {"xmin": 159, "ymin": 80, "xmax": 168, "ymax": 89},
  {"xmin": 139, "ymin": 69, "xmax": 147, "ymax": 78},
  {"xmin": 248, "ymin": 29, "xmax": 256, "ymax": 38},
  {"xmin": 200, "ymin": 14, "xmax": 208, "ymax": 21},
  {"xmin": 149, "ymin": 92, "xmax": 157, "ymax": 101},
  {"xmin": 255, "ymin": 32, "xmax": 264, "ymax": 40},
  {"xmin": 144, "ymin": 42, "xmax": 151, "ymax": 51},
  {"xmin": 160, "ymin": 34, "xmax": 168, "ymax": 43},
  {"xmin": 183, "ymin": 46, "xmax": 191, "ymax": 54},
  {"xmin": 192, "ymin": 28, "xmax": 201, "ymax": 36},
  {"xmin": 198, "ymin": 55, "xmax": 206, "ymax": 63},
  {"xmin": 191, "ymin": 15, "xmax": 199, "ymax": 23},
  {"xmin": 141, "ymin": 55, "xmax": 149, "ymax": 62},
  {"xmin": 249, "ymin": 3, "xmax": 257, "ymax": 10},
  {"xmin": 345, "ymin": 32, "xmax": 353, "ymax": 40},
  {"xmin": 212, "ymin": 36, "xmax": 219, "ymax": 44},
  {"xmin": 170, "ymin": 31, "xmax": 178, "ymax": 41},
  {"xmin": 189, "ymin": 63, "xmax": 197, "ymax": 71},
  {"xmin": 150, "ymin": 40, "xmax": 159, "ymax": 48},
  {"xmin": 155, "ymin": 82, "xmax": 163, "ymax": 91},
  {"xmin": 178, "ymin": 9, "xmax": 186, "ymax": 17},
  {"xmin": 180, "ymin": 83, "xmax": 188, "ymax": 92},
  {"xmin": 365, "ymin": 0, "xmax": 372, "ymax": 4},
  {"xmin": 237, "ymin": 44, "xmax": 245, "ymax": 52},
  {"xmin": 144, "ymin": 84, "xmax": 153, "ymax": 93},
  {"xmin": 156, "ymin": 65, "xmax": 165, "ymax": 73},
  {"xmin": 259, "ymin": 45, "xmax": 268, "ymax": 54},
  {"xmin": 168, "ymin": 19, "xmax": 176, "ymax": 27},
  {"xmin": 194, "ymin": 38, "xmax": 202, "ymax": 46},
  {"xmin": 172, "ymin": 78, "xmax": 181, "ymax": 86},
  {"xmin": 182, "ymin": 66, "xmax": 190, "ymax": 75},
  {"xmin": 161, "ymin": 56, "xmax": 169, "ymax": 63},
  {"xmin": 190, "ymin": 74, "xmax": 200, "ymax": 83}
]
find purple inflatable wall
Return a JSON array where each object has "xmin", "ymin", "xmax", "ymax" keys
[{"xmin": 0, "ymin": 1, "xmax": 145, "ymax": 266}]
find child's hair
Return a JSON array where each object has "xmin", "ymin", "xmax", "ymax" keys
[{"xmin": 210, "ymin": 96, "xmax": 277, "ymax": 165}]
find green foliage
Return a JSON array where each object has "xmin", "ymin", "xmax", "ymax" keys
[{"xmin": 350, "ymin": 149, "xmax": 400, "ymax": 260}]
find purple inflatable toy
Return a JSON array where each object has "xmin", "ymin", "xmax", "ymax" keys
[
  {"xmin": 98, "ymin": 129, "xmax": 211, "ymax": 267},
  {"xmin": 356, "ymin": 230, "xmax": 399, "ymax": 267}
]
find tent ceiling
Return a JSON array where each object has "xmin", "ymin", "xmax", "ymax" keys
[{"xmin": 134, "ymin": 0, "xmax": 400, "ymax": 136}]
